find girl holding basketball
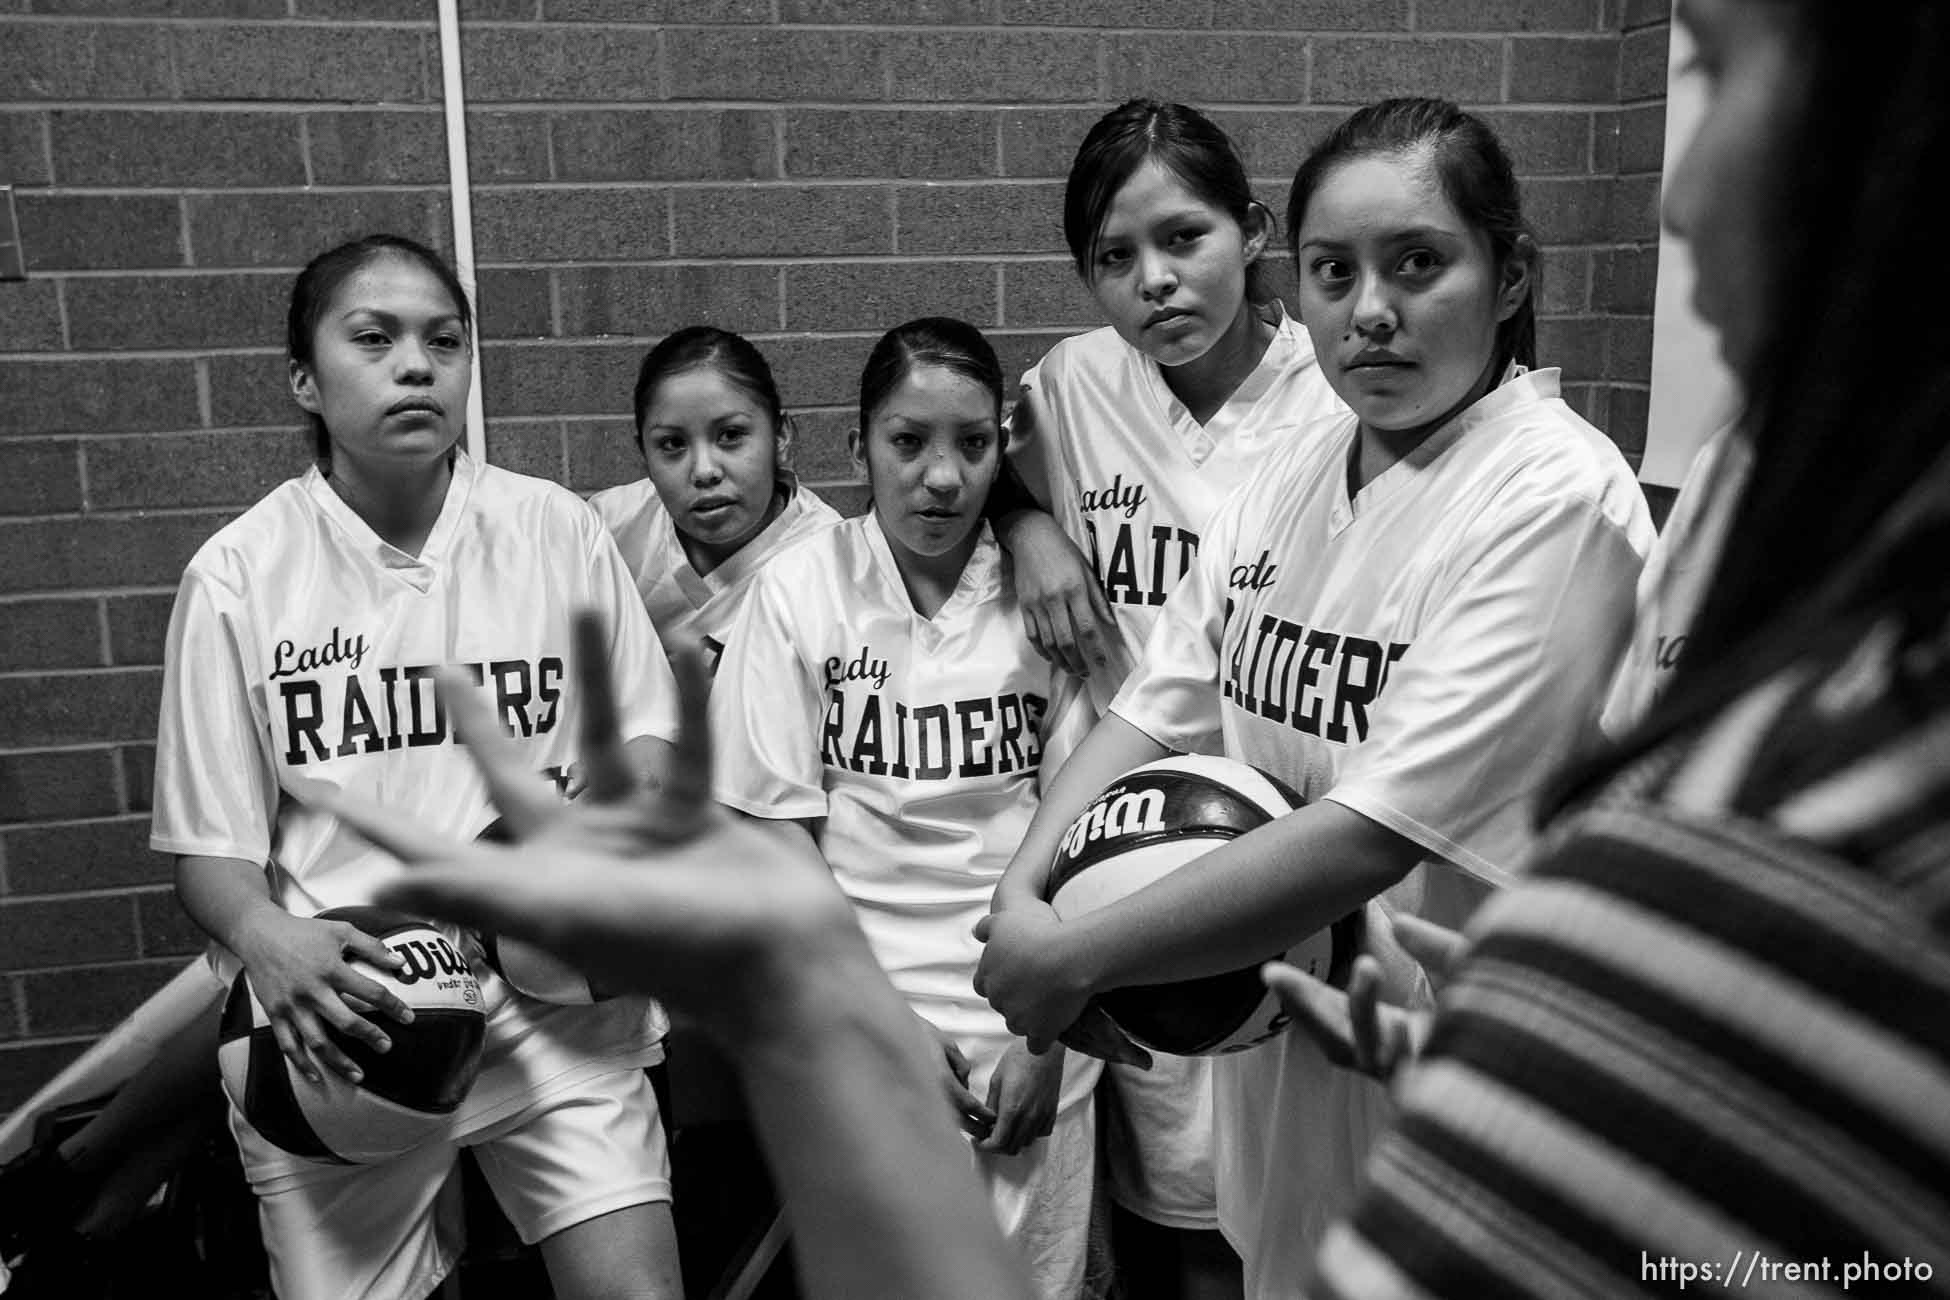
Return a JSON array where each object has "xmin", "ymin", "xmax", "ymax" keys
[
  {"xmin": 708, "ymin": 318, "xmax": 1097, "ymax": 1300},
  {"xmin": 994, "ymin": 97, "xmax": 1347, "ymax": 1294},
  {"xmin": 151, "ymin": 234, "xmax": 685, "ymax": 1300},
  {"xmin": 977, "ymin": 100, "xmax": 1653, "ymax": 1298},
  {"xmin": 587, "ymin": 326, "xmax": 841, "ymax": 659}
]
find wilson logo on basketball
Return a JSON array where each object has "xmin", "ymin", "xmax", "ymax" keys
[
  {"xmin": 389, "ymin": 935, "xmax": 475, "ymax": 987},
  {"xmin": 1059, "ymin": 787, "xmax": 1167, "ymax": 861}
]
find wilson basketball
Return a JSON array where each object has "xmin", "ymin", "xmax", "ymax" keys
[
  {"xmin": 1044, "ymin": 755, "xmax": 1360, "ymax": 1055},
  {"xmin": 217, "ymin": 906, "xmax": 486, "ymax": 1164}
]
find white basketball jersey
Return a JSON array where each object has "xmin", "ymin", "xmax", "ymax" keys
[
  {"xmin": 151, "ymin": 452, "xmax": 681, "ymax": 1180},
  {"xmin": 1110, "ymin": 368, "xmax": 1654, "ymax": 1294},
  {"xmin": 1600, "ymin": 427, "xmax": 1750, "ymax": 736},
  {"xmin": 711, "ymin": 516, "xmax": 1097, "ymax": 1109},
  {"xmin": 1014, "ymin": 312, "xmax": 1346, "ymax": 715},
  {"xmin": 587, "ymin": 471, "xmax": 842, "ymax": 661}
]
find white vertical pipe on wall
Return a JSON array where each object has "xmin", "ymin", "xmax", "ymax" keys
[{"xmin": 438, "ymin": 0, "xmax": 487, "ymax": 464}]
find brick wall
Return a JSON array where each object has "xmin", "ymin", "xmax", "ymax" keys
[{"xmin": 0, "ymin": 0, "xmax": 1666, "ymax": 1116}]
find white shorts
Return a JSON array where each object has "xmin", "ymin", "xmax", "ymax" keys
[
  {"xmin": 242, "ymin": 1065, "xmax": 671, "ymax": 1300},
  {"xmin": 972, "ymin": 1095, "xmax": 1096, "ymax": 1300},
  {"xmin": 1101, "ymin": 1052, "xmax": 1219, "ymax": 1229}
]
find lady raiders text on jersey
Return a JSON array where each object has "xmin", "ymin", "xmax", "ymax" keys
[
  {"xmin": 1111, "ymin": 369, "xmax": 1654, "ymax": 1298},
  {"xmin": 150, "ymin": 453, "xmax": 681, "ymax": 1183},
  {"xmin": 585, "ymin": 472, "xmax": 841, "ymax": 665},
  {"xmin": 709, "ymin": 515, "xmax": 1096, "ymax": 1107},
  {"xmin": 1013, "ymin": 312, "xmax": 1345, "ymax": 715}
]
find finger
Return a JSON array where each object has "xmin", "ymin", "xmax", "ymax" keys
[
  {"xmin": 435, "ymin": 669, "xmax": 559, "ymax": 836},
  {"xmin": 312, "ymin": 987, "xmax": 392, "ymax": 1057},
  {"xmin": 1066, "ymin": 600, "xmax": 1107, "ymax": 677},
  {"xmin": 1262, "ymin": 961, "xmax": 1356, "ymax": 1069},
  {"xmin": 290, "ymin": 1007, "xmax": 362, "ymax": 1083},
  {"xmin": 1045, "ymin": 603, "xmax": 1085, "ymax": 678},
  {"xmin": 570, "ymin": 612, "xmax": 636, "ymax": 805},
  {"xmin": 943, "ymin": 1038, "xmax": 974, "ymax": 1087},
  {"xmin": 270, "ymin": 1016, "xmax": 323, "ymax": 1086},
  {"xmin": 563, "ymin": 765, "xmax": 589, "ymax": 800},
  {"xmin": 1347, "ymin": 956, "xmax": 1384, "ymax": 1072},
  {"xmin": 1023, "ymin": 605, "xmax": 1056, "ymax": 669},
  {"xmin": 338, "ymin": 926, "xmax": 408, "ymax": 975},
  {"xmin": 334, "ymin": 967, "xmax": 416, "ymax": 1029},
  {"xmin": 1392, "ymin": 913, "xmax": 1468, "ymax": 978},
  {"xmin": 377, "ymin": 858, "xmax": 561, "ymax": 940},
  {"xmin": 951, "ymin": 1080, "xmax": 997, "ymax": 1135},
  {"xmin": 646, "ymin": 644, "xmax": 714, "ymax": 842}
]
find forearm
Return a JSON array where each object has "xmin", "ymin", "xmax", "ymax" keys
[
  {"xmin": 174, "ymin": 853, "xmax": 281, "ymax": 957},
  {"xmin": 1069, "ymin": 800, "xmax": 1422, "ymax": 989},
  {"xmin": 994, "ymin": 714, "xmax": 1168, "ymax": 910},
  {"xmin": 736, "ymin": 940, "xmax": 1032, "ymax": 1300}
]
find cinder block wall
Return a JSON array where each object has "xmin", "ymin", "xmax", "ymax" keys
[{"xmin": 0, "ymin": 0, "xmax": 1668, "ymax": 1115}]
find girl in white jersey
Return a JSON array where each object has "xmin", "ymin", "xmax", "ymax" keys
[
  {"xmin": 978, "ymin": 101, "xmax": 1654, "ymax": 1300},
  {"xmin": 586, "ymin": 326, "xmax": 841, "ymax": 661},
  {"xmin": 149, "ymin": 235, "xmax": 686, "ymax": 1300},
  {"xmin": 996, "ymin": 98, "xmax": 1346, "ymax": 1298},
  {"xmin": 710, "ymin": 318, "xmax": 1097, "ymax": 1300}
]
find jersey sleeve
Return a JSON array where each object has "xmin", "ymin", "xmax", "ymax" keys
[
  {"xmin": 1104, "ymin": 489, "xmax": 1241, "ymax": 752},
  {"xmin": 587, "ymin": 518, "xmax": 680, "ymax": 746},
  {"xmin": 149, "ymin": 561, "xmax": 278, "ymax": 865},
  {"xmin": 1325, "ymin": 492, "xmax": 1647, "ymax": 886},
  {"xmin": 708, "ymin": 567, "xmax": 831, "ymax": 822}
]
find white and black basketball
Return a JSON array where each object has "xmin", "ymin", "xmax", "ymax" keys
[
  {"xmin": 217, "ymin": 906, "xmax": 486, "ymax": 1164},
  {"xmin": 1044, "ymin": 755, "xmax": 1361, "ymax": 1056},
  {"xmin": 472, "ymin": 817, "xmax": 614, "ymax": 1004}
]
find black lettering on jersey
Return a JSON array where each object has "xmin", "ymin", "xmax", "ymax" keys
[
  {"xmin": 335, "ymin": 674, "xmax": 386, "ymax": 758},
  {"xmin": 491, "ymin": 660, "xmax": 534, "ymax": 737},
  {"xmin": 275, "ymin": 655, "xmax": 571, "ymax": 768},
  {"xmin": 822, "ymin": 692, "xmax": 1049, "ymax": 783},
  {"xmin": 1077, "ymin": 474, "xmax": 1146, "ymax": 519},
  {"xmin": 1023, "ymin": 693, "xmax": 1048, "ymax": 766},
  {"xmin": 270, "ymin": 626, "xmax": 368, "ymax": 680},
  {"xmin": 956, "ymin": 698, "xmax": 996, "ymax": 777},
  {"xmin": 378, "ymin": 666, "xmax": 404, "ymax": 751},
  {"xmin": 1229, "ymin": 550, "xmax": 1279, "ymax": 591},
  {"xmin": 403, "ymin": 665, "xmax": 448, "ymax": 748},
  {"xmin": 912, "ymin": 704, "xmax": 952, "ymax": 780},
  {"xmin": 852, "ymin": 695, "xmax": 889, "ymax": 776},
  {"xmin": 281, "ymin": 680, "xmax": 328, "ymax": 765},
  {"xmin": 995, "ymin": 694, "xmax": 1027, "ymax": 775},
  {"xmin": 1102, "ymin": 525, "xmax": 1143, "ymax": 606},
  {"xmin": 825, "ymin": 648, "xmax": 890, "ymax": 691},
  {"xmin": 890, "ymin": 700, "xmax": 912, "ymax": 779},
  {"xmin": 1093, "ymin": 522, "xmax": 1200, "ymax": 609},
  {"xmin": 1327, "ymin": 636, "xmax": 1384, "ymax": 744},
  {"xmin": 535, "ymin": 657, "xmax": 563, "ymax": 732},
  {"xmin": 1222, "ymin": 610, "xmax": 1410, "ymax": 748},
  {"xmin": 1252, "ymin": 618, "xmax": 1306, "ymax": 725},
  {"xmin": 1655, "ymin": 633, "xmax": 1686, "ymax": 671},
  {"xmin": 821, "ymin": 693, "xmax": 847, "ymax": 767}
]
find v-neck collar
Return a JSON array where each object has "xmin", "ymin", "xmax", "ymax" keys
[
  {"xmin": 670, "ymin": 472, "xmax": 806, "ymax": 609},
  {"xmin": 1327, "ymin": 367, "xmax": 1556, "ymax": 535},
  {"xmin": 303, "ymin": 450, "xmax": 477, "ymax": 594},
  {"xmin": 862, "ymin": 512, "xmax": 998, "ymax": 626},
  {"xmin": 1133, "ymin": 304, "xmax": 1304, "ymax": 469}
]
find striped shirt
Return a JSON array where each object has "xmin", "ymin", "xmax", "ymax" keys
[{"xmin": 1314, "ymin": 512, "xmax": 1950, "ymax": 1298}]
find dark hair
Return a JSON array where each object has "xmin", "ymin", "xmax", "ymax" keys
[
  {"xmin": 631, "ymin": 326, "xmax": 787, "ymax": 454},
  {"xmin": 1556, "ymin": 3, "xmax": 1950, "ymax": 809},
  {"xmin": 1065, "ymin": 98, "xmax": 1271, "ymax": 297},
  {"xmin": 286, "ymin": 234, "xmax": 472, "ymax": 464},
  {"xmin": 858, "ymin": 317, "xmax": 1005, "ymax": 433},
  {"xmin": 1286, "ymin": 98, "xmax": 1538, "ymax": 374}
]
